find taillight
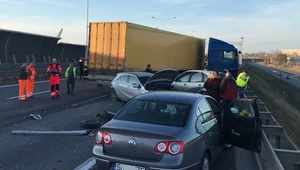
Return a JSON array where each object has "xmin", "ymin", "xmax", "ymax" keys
[
  {"xmin": 154, "ymin": 141, "xmax": 184, "ymax": 155},
  {"xmin": 94, "ymin": 131, "xmax": 112, "ymax": 145}
]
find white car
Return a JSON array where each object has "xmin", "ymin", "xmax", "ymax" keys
[
  {"xmin": 171, "ymin": 70, "xmax": 226, "ymax": 93},
  {"xmin": 110, "ymin": 69, "xmax": 179, "ymax": 101}
]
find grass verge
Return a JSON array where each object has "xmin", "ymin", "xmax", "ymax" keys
[
  {"xmin": 257, "ymin": 62, "xmax": 300, "ymax": 75},
  {"xmin": 245, "ymin": 64, "xmax": 300, "ymax": 147}
]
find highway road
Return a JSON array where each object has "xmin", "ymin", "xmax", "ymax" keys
[
  {"xmin": 249, "ymin": 63, "xmax": 300, "ymax": 88},
  {"xmin": 0, "ymin": 80, "xmax": 261, "ymax": 170}
]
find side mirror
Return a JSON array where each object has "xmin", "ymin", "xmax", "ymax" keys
[
  {"xmin": 238, "ymin": 51, "xmax": 242, "ymax": 54},
  {"xmin": 230, "ymin": 107, "xmax": 239, "ymax": 114},
  {"xmin": 198, "ymin": 88, "xmax": 207, "ymax": 94}
]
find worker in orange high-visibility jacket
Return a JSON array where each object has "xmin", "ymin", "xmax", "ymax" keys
[
  {"xmin": 18, "ymin": 63, "xmax": 28, "ymax": 101},
  {"xmin": 26, "ymin": 61, "xmax": 36, "ymax": 98},
  {"xmin": 46, "ymin": 58, "xmax": 62, "ymax": 99}
]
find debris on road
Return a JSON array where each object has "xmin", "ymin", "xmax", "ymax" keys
[
  {"xmin": 11, "ymin": 130, "xmax": 91, "ymax": 136},
  {"xmin": 25, "ymin": 114, "xmax": 42, "ymax": 120}
]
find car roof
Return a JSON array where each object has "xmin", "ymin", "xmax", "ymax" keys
[
  {"xmin": 184, "ymin": 70, "xmax": 225, "ymax": 75},
  {"xmin": 135, "ymin": 91, "xmax": 205, "ymax": 105},
  {"xmin": 117, "ymin": 72, "xmax": 153, "ymax": 77}
]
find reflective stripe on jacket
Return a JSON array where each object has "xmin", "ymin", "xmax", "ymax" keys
[
  {"xmin": 236, "ymin": 73, "xmax": 249, "ymax": 87},
  {"xmin": 65, "ymin": 67, "xmax": 77, "ymax": 78}
]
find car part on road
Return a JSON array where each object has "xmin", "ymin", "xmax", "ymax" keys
[
  {"xmin": 25, "ymin": 114, "xmax": 42, "ymax": 120},
  {"xmin": 81, "ymin": 119, "xmax": 101, "ymax": 129},
  {"xmin": 109, "ymin": 89, "xmax": 118, "ymax": 101},
  {"xmin": 12, "ymin": 130, "xmax": 90, "ymax": 136}
]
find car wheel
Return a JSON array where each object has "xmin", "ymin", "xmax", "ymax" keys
[
  {"xmin": 110, "ymin": 89, "xmax": 118, "ymax": 101},
  {"xmin": 81, "ymin": 119, "xmax": 101, "ymax": 129},
  {"xmin": 200, "ymin": 152, "xmax": 210, "ymax": 170}
]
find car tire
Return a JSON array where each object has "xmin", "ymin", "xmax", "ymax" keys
[
  {"xmin": 81, "ymin": 119, "xmax": 101, "ymax": 129},
  {"xmin": 200, "ymin": 152, "xmax": 210, "ymax": 170},
  {"xmin": 110, "ymin": 89, "xmax": 119, "ymax": 101}
]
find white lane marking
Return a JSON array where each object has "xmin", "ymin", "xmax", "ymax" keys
[
  {"xmin": 74, "ymin": 157, "xmax": 96, "ymax": 170},
  {"xmin": 6, "ymin": 90, "xmax": 50, "ymax": 100},
  {"xmin": 0, "ymin": 78, "xmax": 67, "ymax": 89},
  {"xmin": 72, "ymin": 95, "xmax": 107, "ymax": 107}
]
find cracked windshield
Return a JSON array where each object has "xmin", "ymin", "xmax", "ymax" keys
[{"xmin": 0, "ymin": 0, "xmax": 299, "ymax": 170}]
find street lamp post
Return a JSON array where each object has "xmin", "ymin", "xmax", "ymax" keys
[
  {"xmin": 240, "ymin": 37, "xmax": 244, "ymax": 52},
  {"xmin": 151, "ymin": 16, "xmax": 176, "ymax": 30},
  {"xmin": 85, "ymin": 0, "xmax": 89, "ymax": 59}
]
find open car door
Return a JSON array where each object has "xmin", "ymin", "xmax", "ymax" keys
[
  {"xmin": 224, "ymin": 98, "xmax": 262, "ymax": 153},
  {"xmin": 144, "ymin": 68, "xmax": 179, "ymax": 91}
]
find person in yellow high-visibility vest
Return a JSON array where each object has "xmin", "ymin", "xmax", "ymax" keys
[
  {"xmin": 236, "ymin": 70, "xmax": 250, "ymax": 98},
  {"xmin": 83, "ymin": 61, "xmax": 89, "ymax": 80},
  {"xmin": 65, "ymin": 63, "xmax": 77, "ymax": 95}
]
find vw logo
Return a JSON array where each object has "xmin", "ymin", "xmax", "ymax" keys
[{"xmin": 128, "ymin": 139, "xmax": 137, "ymax": 149}]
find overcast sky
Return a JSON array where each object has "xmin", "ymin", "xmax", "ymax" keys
[{"xmin": 0, "ymin": 0, "xmax": 299, "ymax": 53}]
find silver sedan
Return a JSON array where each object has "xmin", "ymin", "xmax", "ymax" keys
[
  {"xmin": 93, "ymin": 91, "xmax": 262, "ymax": 170},
  {"xmin": 171, "ymin": 70, "xmax": 225, "ymax": 93}
]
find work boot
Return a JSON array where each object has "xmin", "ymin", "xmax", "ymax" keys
[
  {"xmin": 51, "ymin": 96, "xmax": 55, "ymax": 99},
  {"xmin": 57, "ymin": 94, "xmax": 59, "ymax": 98},
  {"xmin": 66, "ymin": 92, "xmax": 70, "ymax": 95}
]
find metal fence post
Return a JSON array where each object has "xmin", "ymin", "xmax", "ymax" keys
[
  {"xmin": 32, "ymin": 55, "xmax": 35, "ymax": 62},
  {"xmin": 26, "ymin": 54, "xmax": 30, "ymax": 63},
  {"xmin": 276, "ymin": 135, "xmax": 281, "ymax": 149},
  {"xmin": 43, "ymin": 55, "xmax": 47, "ymax": 64},
  {"xmin": 12, "ymin": 54, "xmax": 17, "ymax": 64}
]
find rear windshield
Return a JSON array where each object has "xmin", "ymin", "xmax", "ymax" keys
[
  {"xmin": 114, "ymin": 99, "xmax": 190, "ymax": 127},
  {"xmin": 138, "ymin": 76, "xmax": 151, "ymax": 85}
]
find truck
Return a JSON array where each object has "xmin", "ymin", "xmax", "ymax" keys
[{"xmin": 87, "ymin": 21, "xmax": 241, "ymax": 83}]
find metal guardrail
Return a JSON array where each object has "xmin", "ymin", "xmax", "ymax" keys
[{"xmin": 244, "ymin": 88, "xmax": 300, "ymax": 170}]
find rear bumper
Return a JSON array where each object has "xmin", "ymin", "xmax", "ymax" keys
[
  {"xmin": 95, "ymin": 157, "xmax": 198, "ymax": 170},
  {"xmin": 93, "ymin": 145, "xmax": 199, "ymax": 170}
]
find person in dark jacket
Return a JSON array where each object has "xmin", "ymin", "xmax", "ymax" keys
[
  {"xmin": 203, "ymin": 71, "xmax": 222, "ymax": 102},
  {"xmin": 219, "ymin": 71, "xmax": 238, "ymax": 148},
  {"xmin": 18, "ymin": 63, "xmax": 28, "ymax": 101},
  {"xmin": 219, "ymin": 71, "xmax": 238, "ymax": 110},
  {"xmin": 79, "ymin": 58, "xmax": 84, "ymax": 79},
  {"xmin": 145, "ymin": 64, "xmax": 153, "ymax": 73}
]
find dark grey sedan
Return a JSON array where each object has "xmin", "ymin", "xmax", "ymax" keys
[{"xmin": 93, "ymin": 91, "xmax": 261, "ymax": 170}]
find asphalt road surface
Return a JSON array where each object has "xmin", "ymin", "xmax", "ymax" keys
[
  {"xmin": 0, "ymin": 80, "xmax": 261, "ymax": 170},
  {"xmin": 249, "ymin": 63, "xmax": 300, "ymax": 88},
  {"xmin": 0, "ymin": 79, "xmax": 110, "ymax": 128}
]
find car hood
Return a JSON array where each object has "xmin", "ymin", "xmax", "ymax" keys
[{"xmin": 144, "ymin": 68, "xmax": 179, "ymax": 91}]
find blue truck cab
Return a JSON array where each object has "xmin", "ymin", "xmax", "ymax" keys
[{"xmin": 207, "ymin": 37, "xmax": 241, "ymax": 78}]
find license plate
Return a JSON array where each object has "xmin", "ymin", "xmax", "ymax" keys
[{"xmin": 113, "ymin": 163, "xmax": 146, "ymax": 170}]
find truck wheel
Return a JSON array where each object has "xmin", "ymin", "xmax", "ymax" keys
[{"xmin": 110, "ymin": 89, "xmax": 119, "ymax": 101}]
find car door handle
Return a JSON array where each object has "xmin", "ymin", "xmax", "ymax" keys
[
  {"xmin": 208, "ymin": 132, "xmax": 212, "ymax": 137},
  {"xmin": 232, "ymin": 129, "xmax": 241, "ymax": 136},
  {"xmin": 198, "ymin": 84, "xmax": 202, "ymax": 86},
  {"xmin": 184, "ymin": 84, "xmax": 186, "ymax": 85}
]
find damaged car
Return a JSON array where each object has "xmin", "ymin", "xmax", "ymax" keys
[{"xmin": 110, "ymin": 68, "xmax": 179, "ymax": 101}]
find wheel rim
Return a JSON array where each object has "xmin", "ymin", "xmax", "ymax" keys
[
  {"xmin": 202, "ymin": 157, "xmax": 209, "ymax": 170},
  {"xmin": 110, "ymin": 90, "xmax": 117, "ymax": 101}
]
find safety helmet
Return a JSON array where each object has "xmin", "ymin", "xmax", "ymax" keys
[{"xmin": 79, "ymin": 59, "xmax": 82, "ymax": 62}]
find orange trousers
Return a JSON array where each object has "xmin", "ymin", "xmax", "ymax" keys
[
  {"xmin": 26, "ymin": 78, "xmax": 35, "ymax": 97},
  {"xmin": 18, "ymin": 80, "xmax": 27, "ymax": 100}
]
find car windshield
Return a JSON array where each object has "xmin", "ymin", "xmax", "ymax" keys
[
  {"xmin": 138, "ymin": 76, "xmax": 151, "ymax": 85},
  {"xmin": 114, "ymin": 99, "xmax": 191, "ymax": 127}
]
